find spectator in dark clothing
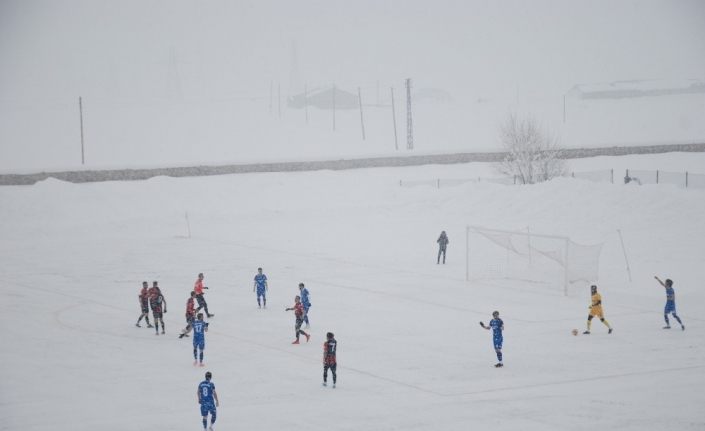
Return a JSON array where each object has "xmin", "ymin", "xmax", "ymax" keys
[{"xmin": 437, "ymin": 231, "xmax": 449, "ymax": 264}]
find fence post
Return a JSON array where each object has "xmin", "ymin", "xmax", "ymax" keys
[
  {"xmin": 625, "ymin": 169, "xmax": 629, "ymax": 184},
  {"xmin": 611, "ymin": 169, "xmax": 614, "ymax": 184},
  {"xmin": 656, "ymin": 170, "xmax": 659, "ymax": 184}
]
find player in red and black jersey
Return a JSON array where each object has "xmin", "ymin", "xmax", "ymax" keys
[
  {"xmin": 149, "ymin": 281, "xmax": 167, "ymax": 335},
  {"xmin": 179, "ymin": 291, "xmax": 197, "ymax": 339},
  {"xmin": 136, "ymin": 281, "xmax": 154, "ymax": 328},
  {"xmin": 322, "ymin": 332, "xmax": 337, "ymax": 388},
  {"xmin": 285, "ymin": 295, "xmax": 310, "ymax": 344}
]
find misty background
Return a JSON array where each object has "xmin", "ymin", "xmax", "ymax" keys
[{"xmin": 1, "ymin": 0, "xmax": 704, "ymax": 172}]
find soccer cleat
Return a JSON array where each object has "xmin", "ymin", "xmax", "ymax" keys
[
  {"xmin": 208, "ymin": 426, "xmax": 214, "ymax": 431},
  {"xmin": 608, "ymin": 328, "xmax": 613, "ymax": 334},
  {"xmin": 494, "ymin": 363, "xmax": 504, "ymax": 368},
  {"xmin": 583, "ymin": 331, "xmax": 590, "ymax": 335},
  {"xmin": 292, "ymin": 340, "xmax": 300, "ymax": 344},
  {"xmin": 155, "ymin": 332, "xmax": 159, "ymax": 336},
  {"xmin": 305, "ymin": 334, "xmax": 311, "ymax": 342},
  {"xmin": 663, "ymin": 325, "xmax": 671, "ymax": 329},
  {"xmin": 207, "ymin": 314, "xmax": 215, "ymax": 318},
  {"xmin": 135, "ymin": 323, "xmax": 141, "ymax": 327},
  {"xmin": 322, "ymin": 382, "xmax": 327, "ymax": 387},
  {"xmin": 178, "ymin": 333, "xmax": 189, "ymax": 339},
  {"xmin": 682, "ymin": 325, "xmax": 685, "ymax": 331},
  {"xmin": 147, "ymin": 324, "xmax": 154, "ymax": 328},
  {"xmin": 332, "ymin": 383, "xmax": 336, "ymax": 388}
]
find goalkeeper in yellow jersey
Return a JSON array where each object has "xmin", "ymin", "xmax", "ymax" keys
[{"xmin": 583, "ymin": 284, "xmax": 613, "ymax": 335}]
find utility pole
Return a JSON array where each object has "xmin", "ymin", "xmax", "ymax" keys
[
  {"xmin": 563, "ymin": 93, "xmax": 566, "ymax": 123},
  {"xmin": 405, "ymin": 78, "xmax": 413, "ymax": 150},
  {"xmin": 332, "ymin": 83, "xmax": 336, "ymax": 131},
  {"xmin": 391, "ymin": 87, "xmax": 398, "ymax": 150},
  {"xmin": 358, "ymin": 87, "xmax": 366, "ymax": 140},
  {"xmin": 79, "ymin": 96, "xmax": 85, "ymax": 165},
  {"xmin": 304, "ymin": 83, "xmax": 309, "ymax": 124}
]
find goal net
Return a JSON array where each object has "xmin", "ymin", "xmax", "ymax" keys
[{"xmin": 465, "ymin": 225, "xmax": 603, "ymax": 295}]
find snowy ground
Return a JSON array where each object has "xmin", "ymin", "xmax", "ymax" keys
[{"xmin": 1, "ymin": 152, "xmax": 704, "ymax": 431}]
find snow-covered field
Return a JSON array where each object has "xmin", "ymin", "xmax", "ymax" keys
[{"xmin": 1, "ymin": 152, "xmax": 704, "ymax": 431}]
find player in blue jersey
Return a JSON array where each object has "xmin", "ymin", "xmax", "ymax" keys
[
  {"xmin": 197, "ymin": 371, "xmax": 219, "ymax": 431},
  {"xmin": 253, "ymin": 267, "xmax": 268, "ymax": 309},
  {"xmin": 192, "ymin": 313, "xmax": 210, "ymax": 366},
  {"xmin": 298, "ymin": 282, "xmax": 311, "ymax": 328},
  {"xmin": 480, "ymin": 311, "xmax": 504, "ymax": 368},
  {"xmin": 655, "ymin": 276, "xmax": 685, "ymax": 330}
]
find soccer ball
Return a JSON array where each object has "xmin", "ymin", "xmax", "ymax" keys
[{"xmin": 571, "ymin": 329, "xmax": 579, "ymax": 336}]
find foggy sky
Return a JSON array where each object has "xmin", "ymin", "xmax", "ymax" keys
[{"xmin": 2, "ymin": 0, "xmax": 704, "ymax": 103}]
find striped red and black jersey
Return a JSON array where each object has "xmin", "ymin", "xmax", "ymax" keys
[
  {"xmin": 293, "ymin": 302, "xmax": 304, "ymax": 318},
  {"xmin": 323, "ymin": 338, "xmax": 337, "ymax": 365},
  {"xmin": 139, "ymin": 288, "xmax": 149, "ymax": 304},
  {"xmin": 186, "ymin": 297, "xmax": 195, "ymax": 317}
]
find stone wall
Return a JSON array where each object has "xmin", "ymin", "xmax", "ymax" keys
[{"xmin": 2, "ymin": 143, "xmax": 704, "ymax": 186}]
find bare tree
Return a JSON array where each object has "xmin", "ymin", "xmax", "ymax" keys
[{"xmin": 496, "ymin": 113, "xmax": 566, "ymax": 184}]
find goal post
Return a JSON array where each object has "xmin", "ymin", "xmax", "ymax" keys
[{"xmin": 466, "ymin": 225, "xmax": 602, "ymax": 296}]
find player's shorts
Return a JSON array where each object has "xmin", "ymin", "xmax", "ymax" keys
[
  {"xmin": 664, "ymin": 302, "xmax": 676, "ymax": 314},
  {"xmin": 185, "ymin": 315, "xmax": 194, "ymax": 325},
  {"xmin": 193, "ymin": 338, "xmax": 205, "ymax": 350},
  {"xmin": 200, "ymin": 402, "xmax": 216, "ymax": 417},
  {"xmin": 589, "ymin": 307, "xmax": 604, "ymax": 319},
  {"xmin": 141, "ymin": 303, "xmax": 149, "ymax": 314},
  {"xmin": 256, "ymin": 287, "xmax": 266, "ymax": 298},
  {"xmin": 493, "ymin": 337, "xmax": 503, "ymax": 350},
  {"xmin": 152, "ymin": 310, "xmax": 163, "ymax": 319},
  {"xmin": 324, "ymin": 356, "xmax": 337, "ymax": 366}
]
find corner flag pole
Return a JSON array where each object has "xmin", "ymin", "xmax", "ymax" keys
[{"xmin": 616, "ymin": 229, "xmax": 632, "ymax": 282}]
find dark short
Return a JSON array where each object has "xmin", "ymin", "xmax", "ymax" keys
[
  {"xmin": 141, "ymin": 303, "xmax": 149, "ymax": 314},
  {"xmin": 152, "ymin": 309, "xmax": 163, "ymax": 319},
  {"xmin": 200, "ymin": 402, "xmax": 216, "ymax": 417},
  {"xmin": 186, "ymin": 314, "xmax": 194, "ymax": 325},
  {"xmin": 493, "ymin": 337, "xmax": 503, "ymax": 350}
]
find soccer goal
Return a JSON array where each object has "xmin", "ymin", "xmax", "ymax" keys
[{"xmin": 465, "ymin": 225, "xmax": 603, "ymax": 295}]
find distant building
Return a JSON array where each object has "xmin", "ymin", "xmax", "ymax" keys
[
  {"xmin": 567, "ymin": 79, "xmax": 705, "ymax": 100},
  {"xmin": 288, "ymin": 86, "xmax": 359, "ymax": 110}
]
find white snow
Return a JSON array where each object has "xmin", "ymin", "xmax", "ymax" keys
[{"xmin": 1, "ymin": 152, "xmax": 704, "ymax": 431}]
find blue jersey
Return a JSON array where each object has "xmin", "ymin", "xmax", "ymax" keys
[
  {"xmin": 254, "ymin": 274, "xmax": 267, "ymax": 290},
  {"xmin": 300, "ymin": 287, "xmax": 311, "ymax": 306},
  {"xmin": 489, "ymin": 318, "xmax": 503, "ymax": 339},
  {"xmin": 198, "ymin": 380, "xmax": 216, "ymax": 405},
  {"xmin": 665, "ymin": 286, "xmax": 675, "ymax": 304},
  {"xmin": 193, "ymin": 320, "xmax": 209, "ymax": 341}
]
